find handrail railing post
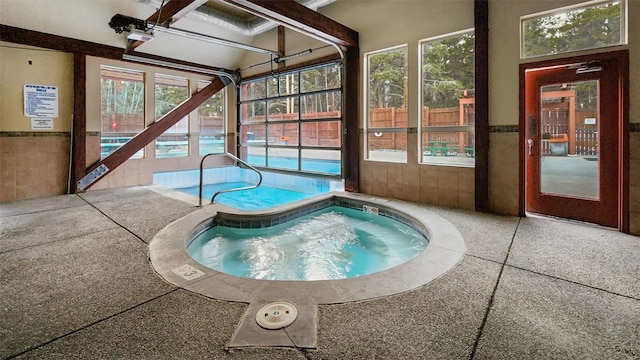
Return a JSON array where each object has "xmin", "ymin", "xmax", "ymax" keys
[
  {"xmin": 199, "ymin": 152, "xmax": 262, "ymax": 206},
  {"xmin": 198, "ymin": 153, "xmax": 215, "ymax": 207}
]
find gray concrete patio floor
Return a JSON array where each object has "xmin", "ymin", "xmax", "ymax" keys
[{"xmin": 1, "ymin": 186, "xmax": 638, "ymax": 359}]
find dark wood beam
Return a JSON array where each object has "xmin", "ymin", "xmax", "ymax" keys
[
  {"xmin": 71, "ymin": 53, "xmax": 87, "ymax": 194},
  {"xmin": 222, "ymin": 0, "xmax": 358, "ymax": 47},
  {"xmin": 1, "ymin": 24, "xmax": 122, "ymax": 59},
  {"xmin": 128, "ymin": 0, "xmax": 208, "ymax": 51},
  {"xmin": 0, "ymin": 25, "xmax": 234, "ymax": 77},
  {"xmin": 79, "ymin": 77, "xmax": 230, "ymax": 191},
  {"xmin": 343, "ymin": 46, "xmax": 359, "ymax": 192},
  {"xmin": 475, "ymin": 0, "xmax": 489, "ymax": 212},
  {"xmin": 278, "ymin": 26, "xmax": 286, "ymax": 70},
  {"xmin": 148, "ymin": 0, "xmax": 207, "ymax": 24}
]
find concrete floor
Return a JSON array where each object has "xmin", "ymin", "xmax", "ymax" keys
[
  {"xmin": 1, "ymin": 186, "xmax": 639, "ymax": 359},
  {"xmin": 540, "ymin": 155, "xmax": 599, "ymax": 199}
]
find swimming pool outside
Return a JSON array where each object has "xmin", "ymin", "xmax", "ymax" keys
[
  {"xmin": 177, "ymin": 182, "xmax": 320, "ymax": 210},
  {"xmin": 153, "ymin": 167, "xmax": 344, "ymax": 210},
  {"xmin": 245, "ymin": 155, "xmax": 341, "ymax": 175}
]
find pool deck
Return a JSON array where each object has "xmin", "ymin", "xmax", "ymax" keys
[{"xmin": 1, "ymin": 186, "xmax": 639, "ymax": 359}]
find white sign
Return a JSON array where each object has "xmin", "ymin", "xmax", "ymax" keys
[
  {"xmin": 172, "ymin": 264, "xmax": 205, "ymax": 281},
  {"xmin": 31, "ymin": 118, "xmax": 54, "ymax": 130},
  {"xmin": 584, "ymin": 118, "xmax": 596, "ymax": 125},
  {"xmin": 24, "ymin": 84, "xmax": 59, "ymax": 118}
]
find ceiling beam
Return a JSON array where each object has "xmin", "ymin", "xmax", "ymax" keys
[
  {"xmin": 128, "ymin": 0, "xmax": 209, "ymax": 51},
  {"xmin": 0, "ymin": 25, "xmax": 234, "ymax": 77},
  {"xmin": 222, "ymin": 0, "xmax": 358, "ymax": 47},
  {"xmin": 149, "ymin": 0, "xmax": 210, "ymax": 23}
]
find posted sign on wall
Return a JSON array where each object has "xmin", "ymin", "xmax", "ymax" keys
[{"xmin": 24, "ymin": 84, "xmax": 59, "ymax": 118}]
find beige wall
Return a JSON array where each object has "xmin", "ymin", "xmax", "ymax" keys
[{"xmin": 0, "ymin": 45, "xmax": 74, "ymax": 201}]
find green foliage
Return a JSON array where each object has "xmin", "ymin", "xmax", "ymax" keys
[
  {"xmin": 523, "ymin": 2, "xmax": 621, "ymax": 58},
  {"xmin": 197, "ymin": 92, "xmax": 224, "ymax": 116},
  {"xmin": 368, "ymin": 47, "xmax": 407, "ymax": 109},
  {"xmin": 302, "ymin": 64, "xmax": 341, "ymax": 92},
  {"xmin": 101, "ymin": 78, "xmax": 144, "ymax": 115},
  {"xmin": 301, "ymin": 64, "xmax": 341, "ymax": 113},
  {"xmin": 574, "ymin": 80, "xmax": 599, "ymax": 110},
  {"xmin": 422, "ymin": 31, "xmax": 475, "ymax": 108},
  {"xmin": 155, "ymin": 83, "xmax": 188, "ymax": 117}
]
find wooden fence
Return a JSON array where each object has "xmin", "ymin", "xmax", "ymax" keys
[
  {"xmin": 240, "ymin": 111, "xmax": 341, "ymax": 147},
  {"xmin": 541, "ymin": 108, "xmax": 598, "ymax": 155},
  {"xmin": 368, "ymin": 106, "xmax": 474, "ymax": 153}
]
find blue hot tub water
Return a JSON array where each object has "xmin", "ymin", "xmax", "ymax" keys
[{"xmin": 187, "ymin": 206, "xmax": 429, "ymax": 281}]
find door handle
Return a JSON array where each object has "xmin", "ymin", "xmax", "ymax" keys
[{"xmin": 528, "ymin": 139, "xmax": 534, "ymax": 156}]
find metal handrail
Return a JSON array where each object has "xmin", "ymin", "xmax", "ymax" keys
[{"xmin": 199, "ymin": 152, "xmax": 263, "ymax": 206}]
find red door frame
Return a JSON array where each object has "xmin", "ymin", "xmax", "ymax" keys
[{"xmin": 519, "ymin": 50, "xmax": 629, "ymax": 232}]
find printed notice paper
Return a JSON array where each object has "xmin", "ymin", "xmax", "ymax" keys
[
  {"xmin": 31, "ymin": 118, "xmax": 54, "ymax": 130},
  {"xmin": 24, "ymin": 84, "xmax": 59, "ymax": 118}
]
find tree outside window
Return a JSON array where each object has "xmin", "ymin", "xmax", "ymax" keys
[
  {"xmin": 522, "ymin": 0, "xmax": 624, "ymax": 58},
  {"xmin": 365, "ymin": 45, "xmax": 408, "ymax": 163},
  {"xmin": 420, "ymin": 30, "xmax": 475, "ymax": 166},
  {"xmin": 155, "ymin": 74, "xmax": 189, "ymax": 158},
  {"xmin": 100, "ymin": 66, "xmax": 145, "ymax": 159},
  {"xmin": 239, "ymin": 63, "xmax": 342, "ymax": 176},
  {"xmin": 198, "ymin": 81, "xmax": 225, "ymax": 156}
]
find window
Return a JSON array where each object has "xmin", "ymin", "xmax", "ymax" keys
[
  {"xmin": 155, "ymin": 74, "xmax": 189, "ymax": 158},
  {"xmin": 198, "ymin": 81, "xmax": 225, "ymax": 156},
  {"xmin": 521, "ymin": 0, "xmax": 626, "ymax": 59},
  {"xmin": 420, "ymin": 30, "xmax": 475, "ymax": 167},
  {"xmin": 238, "ymin": 63, "xmax": 342, "ymax": 176},
  {"xmin": 364, "ymin": 45, "xmax": 408, "ymax": 163},
  {"xmin": 100, "ymin": 66, "xmax": 145, "ymax": 159}
]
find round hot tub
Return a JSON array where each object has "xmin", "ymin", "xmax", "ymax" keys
[
  {"xmin": 150, "ymin": 193, "xmax": 465, "ymax": 304},
  {"xmin": 187, "ymin": 205, "xmax": 429, "ymax": 281}
]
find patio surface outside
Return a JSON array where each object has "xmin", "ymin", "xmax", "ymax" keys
[{"xmin": 1, "ymin": 186, "xmax": 639, "ymax": 359}]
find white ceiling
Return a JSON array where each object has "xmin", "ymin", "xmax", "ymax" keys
[{"xmin": 0, "ymin": 0, "xmax": 335, "ymax": 70}]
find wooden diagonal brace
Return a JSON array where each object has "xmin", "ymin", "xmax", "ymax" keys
[{"xmin": 78, "ymin": 76, "xmax": 230, "ymax": 191}]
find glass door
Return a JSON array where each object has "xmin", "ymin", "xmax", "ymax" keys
[{"xmin": 524, "ymin": 55, "xmax": 621, "ymax": 228}]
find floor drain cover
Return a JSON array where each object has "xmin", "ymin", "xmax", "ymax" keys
[{"xmin": 255, "ymin": 302, "xmax": 298, "ymax": 330}]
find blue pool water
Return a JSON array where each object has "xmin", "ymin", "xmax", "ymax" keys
[
  {"xmin": 187, "ymin": 206, "xmax": 429, "ymax": 281},
  {"xmin": 177, "ymin": 182, "xmax": 318, "ymax": 210},
  {"xmin": 246, "ymin": 155, "xmax": 340, "ymax": 175}
]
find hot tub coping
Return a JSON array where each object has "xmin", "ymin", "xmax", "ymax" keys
[{"xmin": 149, "ymin": 192, "xmax": 466, "ymax": 304}]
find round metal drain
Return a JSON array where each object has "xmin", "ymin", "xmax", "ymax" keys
[{"xmin": 255, "ymin": 302, "xmax": 298, "ymax": 330}]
